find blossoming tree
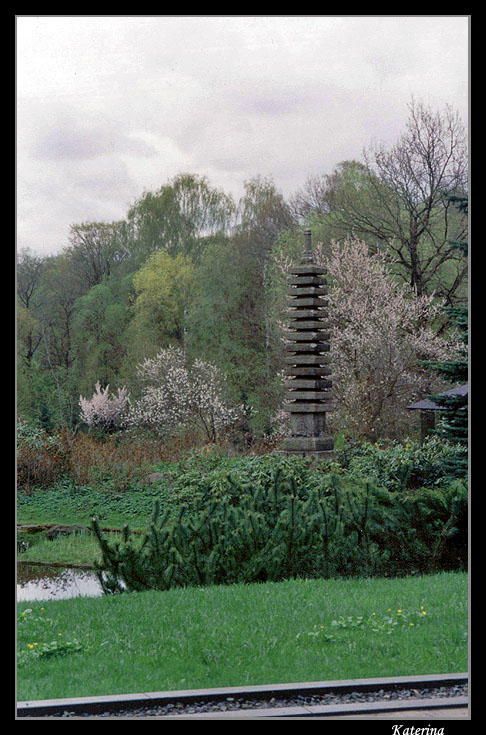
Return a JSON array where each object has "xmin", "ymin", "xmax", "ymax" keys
[
  {"xmin": 127, "ymin": 346, "xmax": 246, "ymax": 441},
  {"xmin": 323, "ymin": 238, "xmax": 461, "ymax": 439},
  {"xmin": 79, "ymin": 382, "xmax": 130, "ymax": 432},
  {"xmin": 273, "ymin": 236, "xmax": 462, "ymax": 440},
  {"xmin": 80, "ymin": 347, "xmax": 245, "ymax": 442}
]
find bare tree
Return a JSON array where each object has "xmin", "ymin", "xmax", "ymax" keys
[
  {"xmin": 66, "ymin": 221, "xmax": 129, "ymax": 290},
  {"xmin": 288, "ymin": 173, "xmax": 330, "ymax": 223},
  {"xmin": 364, "ymin": 99, "xmax": 468, "ymax": 300},
  {"xmin": 295, "ymin": 99, "xmax": 468, "ymax": 305},
  {"xmin": 17, "ymin": 248, "xmax": 47, "ymax": 364}
]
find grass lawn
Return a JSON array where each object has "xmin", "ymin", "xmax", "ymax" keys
[
  {"xmin": 18, "ymin": 531, "xmax": 129, "ymax": 567},
  {"xmin": 17, "ymin": 571, "xmax": 468, "ymax": 702},
  {"xmin": 17, "ymin": 483, "xmax": 166, "ymax": 530}
]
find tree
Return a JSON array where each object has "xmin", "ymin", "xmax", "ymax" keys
[
  {"xmin": 423, "ymin": 194, "xmax": 468, "ymax": 475},
  {"xmin": 315, "ymin": 238, "xmax": 461, "ymax": 440},
  {"xmin": 126, "ymin": 346, "xmax": 245, "ymax": 441},
  {"xmin": 66, "ymin": 221, "xmax": 129, "ymax": 291},
  {"xmin": 130, "ymin": 249, "xmax": 195, "ymax": 348},
  {"xmin": 236, "ymin": 176, "xmax": 296, "ymax": 396},
  {"xmin": 17, "ymin": 248, "xmax": 47, "ymax": 365},
  {"xmin": 32, "ymin": 253, "xmax": 87, "ymax": 427},
  {"xmin": 292, "ymin": 99, "xmax": 468, "ymax": 305},
  {"xmin": 126, "ymin": 173, "xmax": 236, "ymax": 263},
  {"xmin": 362, "ymin": 99, "xmax": 467, "ymax": 301},
  {"xmin": 39, "ymin": 253, "xmax": 85, "ymax": 371},
  {"xmin": 288, "ymin": 172, "xmax": 331, "ymax": 223},
  {"xmin": 185, "ymin": 178, "xmax": 296, "ymax": 435},
  {"xmin": 71, "ymin": 275, "xmax": 132, "ymax": 395}
]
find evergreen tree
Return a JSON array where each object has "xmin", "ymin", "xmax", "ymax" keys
[{"xmin": 424, "ymin": 193, "xmax": 468, "ymax": 476}]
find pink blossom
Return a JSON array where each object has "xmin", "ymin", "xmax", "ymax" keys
[{"xmin": 79, "ymin": 382, "xmax": 130, "ymax": 430}]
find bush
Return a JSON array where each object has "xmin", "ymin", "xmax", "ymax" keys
[
  {"xmin": 16, "ymin": 422, "xmax": 71, "ymax": 492},
  {"xmin": 92, "ymin": 455, "xmax": 467, "ymax": 593},
  {"xmin": 335, "ymin": 436, "xmax": 466, "ymax": 491},
  {"xmin": 16, "ymin": 428, "xmax": 200, "ymax": 494},
  {"xmin": 63, "ymin": 433, "xmax": 159, "ymax": 491}
]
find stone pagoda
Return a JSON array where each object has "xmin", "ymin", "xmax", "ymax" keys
[{"xmin": 280, "ymin": 229, "xmax": 334, "ymax": 461}]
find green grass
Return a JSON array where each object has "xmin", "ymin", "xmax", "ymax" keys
[
  {"xmin": 17, "ymin": 482, "xmax": 164, "ymax": 566},
  {"xmin": 17, "ymin": 483, "xmax": 167, "ymax": 529},
  {"xmin": 17, "ymin": 571, "xmax": 468, "ymax": 702},
  {"xmin": 17, "ymin": 530, "xmax": 139, "ymax": 567}
]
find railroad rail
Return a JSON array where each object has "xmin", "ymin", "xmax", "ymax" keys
[{"xmin": 17, "ymin": 672, "xmax": 468, "ymax": 719}]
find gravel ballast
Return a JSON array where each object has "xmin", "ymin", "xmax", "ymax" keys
[{"xmin": 19, "ymin": 683, "xmax": 468, "ymax": 718}]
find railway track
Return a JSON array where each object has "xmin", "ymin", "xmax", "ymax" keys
[{"xmin": 17, "ymin": 673, "xmax": 468, "ymax": 719}]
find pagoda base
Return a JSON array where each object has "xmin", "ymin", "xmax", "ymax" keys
[
  {"xmin": 279, "ymin": 434, "xmax": 335, "ymax": 463},
  {"xmin": 277, "ymin": 449, "xmax": 335, "ymax": 463},
  {"xmin": 281, "ymin": 436, "xmax": 334, "ymax": 452}
]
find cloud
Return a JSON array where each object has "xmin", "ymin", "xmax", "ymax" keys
[
  {"xmin": 33, "ymin": 123, "xmax": 158, "ymax": 161},
  {"xmin": 16, "ymin": 15, "xmax": 469, "ymax": 256}
]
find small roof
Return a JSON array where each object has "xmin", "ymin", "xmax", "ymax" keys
[{"xmin": 407, "ymin": 383, "xmax": 468, "ymax": 411}]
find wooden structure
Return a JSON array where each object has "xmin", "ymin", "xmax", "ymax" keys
[{"xmin": 406, "ymin": 383, "xmax": 468, "ymax": 442}]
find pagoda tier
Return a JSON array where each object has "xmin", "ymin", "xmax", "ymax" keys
[{"xmin": 280, "ymin": 229, "xmax": 334, "ymax": 460}]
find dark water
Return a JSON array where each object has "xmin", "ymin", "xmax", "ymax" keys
[{"xmin": 17, "ymin": 564, "xmax": 103, "ymax": 601}]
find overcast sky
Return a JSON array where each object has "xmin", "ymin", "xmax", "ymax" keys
[{"xmin": 16, "ymin": 15, "xmax": 469, "ymax": 257}]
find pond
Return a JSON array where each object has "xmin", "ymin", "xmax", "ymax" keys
[{"xmin": 17, "ymin": 564, "xmax": 104, "ymax": 602}]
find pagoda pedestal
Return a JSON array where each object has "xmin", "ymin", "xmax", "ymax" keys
[{"xmin": 280, "ymin": 229, "xmax": 334, "ymax": 461}]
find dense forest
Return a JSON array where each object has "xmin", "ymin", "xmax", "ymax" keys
[{"xmin": 17, "ymin": 99, "xmax": 468, "ymax": 447}]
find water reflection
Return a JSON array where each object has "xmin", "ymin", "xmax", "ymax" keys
[{"xmin": 17, "ymin": 565, "xmax": 103, "ymax": 601}]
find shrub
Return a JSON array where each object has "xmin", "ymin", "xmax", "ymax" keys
[
  {"xmin": 64, "ymin": 434, "xmax": 153, "ymax": 491},
  {"xmin": 335, "ymin": 436, "xmax": 465, "ymax": 491},
  {"xmin": 16, "ymin": 422, "xmax": 71, "ymax": 492},
  {"xmin": 92, "ymin": 456, "xmax": 467, "ymax": 593}
]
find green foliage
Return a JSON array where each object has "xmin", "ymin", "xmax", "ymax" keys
[
  {"xmin": 92, "ymin": 454, "xmax": 467, "ymax": 593},
  {"xmin": 186, "ymin": 235, "xmax": 280, "ymax": 430},
  {"xmin": 126, "ymin": 172, "xmax": 235, "ymax": 263},
  {"xmin": 422, "ymin": 193, "xmax": 468, "ymax": 477},
  {"xmin": 72, "ymin": 276, "xmax": 132, "ymax": 394},
  {"xmin": 131, "ymin": 250, "xmax": 195, "ymax": 346},
  {"xmin": 17, "ymin": 129, "xmax": 468, "ymax": 440},
  {"xmin": 17, "ymin": 361, "xmax": 58, "ymax": 430},
  {"xmin": 335, "ymin": 437, "xmax": 466, "ymax": 490}
]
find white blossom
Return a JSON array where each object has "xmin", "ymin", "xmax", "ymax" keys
[
  {"xmin": 322, "ymin": 238, "xmax": 461, "ymax": 438},
  {"xmin": 126, "ymin": 346, "xmax": 246, "ymax": 441}
]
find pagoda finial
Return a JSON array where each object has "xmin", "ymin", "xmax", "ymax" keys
[{"xmin": 301, "ymin": 228, "xmax": 315, "ymax": 264}]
